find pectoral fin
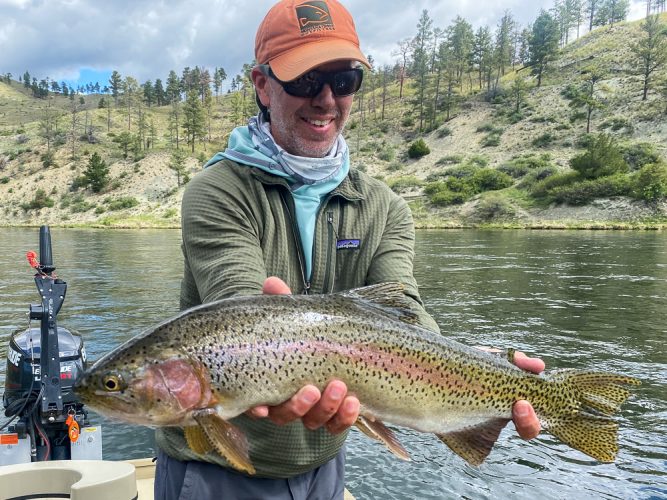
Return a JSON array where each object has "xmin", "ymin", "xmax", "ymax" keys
[
  {"xmin": 184, "ymin": 425, "xmax": 212, "ymax": 455},
  {"xmin": 193, "ymin": 412, "xmax": 255, "ymax": 475},
  {"xmin": 355, "ymin": 415, "xmax": 411, "ymax": 461},
  {"xmin": 437, "ymin": 418, "xmax": 510, "ymax": 466}
]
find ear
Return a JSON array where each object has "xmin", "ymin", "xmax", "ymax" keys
[{"xmin": 251, "ymin": 66, "xmax": 271, "ymax": 108}]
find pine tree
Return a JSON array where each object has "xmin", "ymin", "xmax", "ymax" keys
[
  {"xmin": 182, "ymin": 89, "xmax": 206, "ymax": 153},
  {"xmin": 83, "ymin": 153, "xmax": 109, "ymax": 193},
  {"xmin": 411, "ymin": 10, "xmax": 433, "ymax": 132},
  {"xmin": 567, "ymin": 65, "xmax": 607, "ymax": 132},
  {"xmin": 166, "ymin": 70, "xmax": 181, "ymax": 103},
  {"xmin": 632, "ymin": 14, "xmax": 667, "ymax": 100},
  {"xmin": 109, "ymin": 70, "xmax": 122, "ymax": 106},
  {"xmin": 154, "ymin": 79, "xmax": 166, "ymax": 106},
  {"xmin": 169, "ymin": 148, "xmax": 189, "ymax": 186},
  {"xmin": 529, "ymin": 10, "xmax": 561, "ymax": 87}
]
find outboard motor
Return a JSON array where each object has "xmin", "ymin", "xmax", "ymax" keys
[{"xmin": 2, "ymin": 226, "xmax": 101, "ymax": 463}]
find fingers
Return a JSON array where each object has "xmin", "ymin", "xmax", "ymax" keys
[
  {"xmin": 325, "ymin": 396, "xmax": 360, "ymax": 435},
  {"xmin": 266, "ymin": 385, "xmax": 321, "ymax": 426},
  {"xmin": 513, "ymin": 400, "xmax": 541, "ymax": 440},
  {"xmin": 301, "ymin": 380, "xmax": 360, "ymax": 435},
  {"xmin": 512, "ymin": 351, "xmax": 546, "ymax": 374},
  {"xmin": 262, "ymin": 276, "xmax": 291, "ymax": 295},
  {"xmin": 252, "ymin": 381, "xmax": 360, "ymax": 435}
]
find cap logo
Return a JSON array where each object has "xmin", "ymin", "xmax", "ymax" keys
[{"xmin": 296, "ymin": 1, "xmax": 334, "ymax": 34}]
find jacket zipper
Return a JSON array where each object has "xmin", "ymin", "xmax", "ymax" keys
[
  {"xmin": 279, "ymin": 190, "xmax": 310, "ymax": 294},
  {"xmin": 321, "ymin": 208, "xmax": 336, "ymax": 294}
]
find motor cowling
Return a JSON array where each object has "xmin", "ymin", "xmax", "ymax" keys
[{"xmin": 3, "ymin": 327, "xmax": 86, "ymax": 420}]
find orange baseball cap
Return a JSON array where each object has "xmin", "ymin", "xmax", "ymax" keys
[{"xmin": 255, "ymin": 0, "xmax": 371, "ymax": 81}]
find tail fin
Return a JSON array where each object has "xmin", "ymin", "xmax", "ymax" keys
[{"xmin": 544, "ymin": 371, "xmax": 640, "ymax": 462}]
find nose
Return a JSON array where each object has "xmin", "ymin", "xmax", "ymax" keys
[{"xmin": 311, "ymin": 83, "xmax": 336, "ymax": 107}]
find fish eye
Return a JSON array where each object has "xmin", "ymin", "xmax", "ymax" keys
[{"xmin": 102, "ymin": 373, "xmax": 124, "ymax": 392}]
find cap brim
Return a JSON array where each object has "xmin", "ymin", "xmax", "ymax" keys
[{"xmin": 269, "ymin": 40, "xmax": 371, "ymax": 81}]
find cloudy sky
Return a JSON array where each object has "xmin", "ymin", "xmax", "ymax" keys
[{"xmin": 0, "ymin": 0, "xmax": 647, "ymax": 90}]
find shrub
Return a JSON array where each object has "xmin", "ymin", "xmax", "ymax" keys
[
  {"xmin": 445, "ymin": 176, "xmax": 475, "ymax": 195},
  {"xmin": 476, "ymin": 123, "xmax": 496, "ymax": 133},
  {"xmin": 447, "ymin": 164, "xmax": 480, "ymax": 179},
  {"xmin": 0, "ymin": 176, "xmax": 9, "ymax": 184},
  {"xmin": 71, "ymin": 201, "xmax": 96, "ymax": 213},
  {"xmin": 510, "ymin": 153, "xmax": 553, "ymax": 170},
  {"xmin": 437, "ymin": 126, "xmax": 452, "ymax": 138},
  {"xmin": 600, "ymin": 116, "xmax": 635, "ymax": 135},
  {"xmin": 107, "ymin": 197, "xmax": 140, "ymax": 211},
  {"xmin": 475, "ymin": 194, "xmax": 516, "ymax": 221},
  {"xmin": 378, "ymin": 148, "xmax": 395, "ymax": 162},
  {"xmin": 429, "ymin": 189, "xmax": 468, "ymax": 206},
  {"xmin": 532, "ymin": 133, "xmax": 556, "ymax": 148},
  {"xmin": 401, "ymin": 116, "xmax": 415, "ymax": 127},
  {"xmin": 549, "ymin": 174, "xmax": 632, "ymax": 205},
  {"xmin": 407, "ymin": 139, "xmax": 430, "ymax": 159},
  {"xmin": 424, "ymin": 181, "xmax": 447, "ymax": 196},
  {"xmin": 464, "ymin": 155, "xmax": 489, "ymax": 168},
  {"xmin": 471, "ymin": 168, "xmax": 514, "ymax": 192},
  {"xmin": 498, "ymin": 163, "xmax": 529, "ymax": 178},
  {"xmin": 622, "ymin": 143, "xmax": 662, "ymax": 171},
  {"xmin": 435, "ymin": 155, "xmax": 463, "ymax": 166},
  {"xmin": 530, "ymin": 171, "xmax": 580, "ymax": 198},
  {"xmin": 387, "ymin": 176, "xmax": 423, "ymax": 193},
  {"xmin": 41, "ymin": 151, "xmax": 56, "ymax": 168},
  {"xmin": 569, "ymin": 134, "xmax": 628, "ymax": 179},
  {"xmin": 633, "ymin": 162, "xmax": 667, "ymax": 202},
  {"xmin": 22, "ymin": 189, "xmax": 54, "ymax": 210}
]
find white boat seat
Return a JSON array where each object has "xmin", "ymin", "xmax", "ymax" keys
[{"xmin": 0, "ymin": 459, "xmax": 137, "ymax": 500}]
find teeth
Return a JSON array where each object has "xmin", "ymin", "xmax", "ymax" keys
[{"xmin": 308, "ymin": 119, "xmax": 330, "ymax": 126}]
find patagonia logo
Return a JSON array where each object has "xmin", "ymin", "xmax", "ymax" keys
[
  {"xmin": 336, "ymin": 239, "xmax": 360, "ymax": 250},
  {"xmin": 295, "ymin": 1, "xmax": 335, "ymax": 34}
]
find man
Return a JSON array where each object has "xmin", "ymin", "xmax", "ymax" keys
[{"xmin": 154, "ymin": 1, "xmax": 543, "ymax": 498}]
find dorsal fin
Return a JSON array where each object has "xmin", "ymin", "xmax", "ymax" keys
[{"xmin": 341, "ymin": 282, "xmax": 424, "ymax": 327}]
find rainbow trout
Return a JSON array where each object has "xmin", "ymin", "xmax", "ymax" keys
[{"xmin": 74, "ymin": 283, "xmax": 640, "ymax": 474}]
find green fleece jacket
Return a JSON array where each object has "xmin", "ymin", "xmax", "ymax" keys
[{"xmin": 155, "ymin": 159, "xmax": 439, "ymax": 478}]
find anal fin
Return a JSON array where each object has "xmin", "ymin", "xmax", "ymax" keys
[
  {"xmin": 355, "ymin": 415, "xmax": 411, "ymax": 461},
  {"xmin": 184, "ymin": 425, "xmax": 212, "ymax": 455},
  {"xmin": 437, "ymin": 418, "xmax": 510, "ymax": 466},
  {"xmin": 193, "ymin": 412, "xmax": 255, "ymax": 475}
]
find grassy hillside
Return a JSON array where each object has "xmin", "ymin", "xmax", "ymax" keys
[{"xmin": 1, "ymin": 14, "xmax": 666, "ymax": 229}]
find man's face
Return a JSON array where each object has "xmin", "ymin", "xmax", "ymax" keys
[{"xmin": 253, "ymin": 61, "xmax": 355, "ymax": 158}]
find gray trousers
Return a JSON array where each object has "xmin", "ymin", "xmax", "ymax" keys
[{"xmin": 154, "ymin": 449, "xmax": 346, "ymax": 500}]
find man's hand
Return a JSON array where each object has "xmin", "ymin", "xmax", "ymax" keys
[
  {"xmin": 511, "ymin": 351, "xmax": 545, "ymax": 440},
  {"xmin": 245, "ymin": 277, "xmax": 361, "ymax": 434}
]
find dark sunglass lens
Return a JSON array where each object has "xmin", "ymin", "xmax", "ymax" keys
[
  {"xmin": 284, "ymin": 72, "xmax": 322, "ymax": 98},
  {"xmin": 333, "ymin": 70, "xmax": 362, "ymax": 96}
]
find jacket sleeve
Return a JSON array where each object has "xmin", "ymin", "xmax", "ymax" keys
[
  {"xmin": 366, "ymin": 194, "xmax": 440, "ymax": 333},
  {"xmin": 180, "ymin": 166, "xmax": 267, "ymax": 309}
]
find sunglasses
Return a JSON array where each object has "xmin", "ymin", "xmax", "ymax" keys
[{"xmin": 266, "ymin": 66, "xmax": 364, "ymax": 98}]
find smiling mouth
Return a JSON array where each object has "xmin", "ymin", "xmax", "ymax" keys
[{"xmin": 304, "ymin": 118, "xmax": 333, "ymax": 128}]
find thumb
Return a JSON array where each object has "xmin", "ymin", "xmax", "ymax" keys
[{"xmin": 263, "ymin": 276, "xmax": 291, "ymax": 295}]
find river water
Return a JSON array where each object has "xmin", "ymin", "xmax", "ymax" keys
[{"xmin": 0, "ymin": 228, "xmax": 665, "ymax": 499}]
